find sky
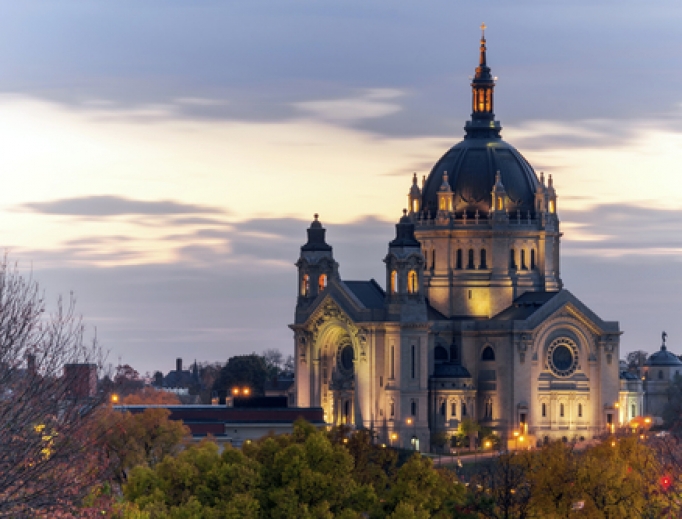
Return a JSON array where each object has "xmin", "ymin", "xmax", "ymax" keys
[{"xmin": 1, "ymin": 1, "xmax": 682, "ymax": 374}]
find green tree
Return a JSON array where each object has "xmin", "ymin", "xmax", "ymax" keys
[
  {"xmin": 459, "ymin": 417, "xmax": 481, "ymax": 451},
  {"xmin": 212, "ymin": 354, "xmax": 270, "ymax": 401},
  {"xmin": 123, "ymin": 441, "xmax": 261, "ymax": 519}
]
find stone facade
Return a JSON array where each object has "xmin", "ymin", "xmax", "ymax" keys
[{"xmin": 292, "ymin": 33, "xmax": 622, "ymax": 451}]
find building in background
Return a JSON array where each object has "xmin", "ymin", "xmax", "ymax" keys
[{"xmin": 292, "ymin": 30, "xmax": 622, "ymax": 451}]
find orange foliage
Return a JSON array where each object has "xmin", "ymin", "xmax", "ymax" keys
[{"xmin": 122, "ymin": 387, "xmax": 181, "ymax": 405}]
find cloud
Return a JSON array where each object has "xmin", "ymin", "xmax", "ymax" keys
[
  {"xmin": 293, "ymin": 89, "xmax": 405, "ymax": 122},
  {"xmin": 19, "ymin": 195, "xmax": 225, "ymax": 217}
]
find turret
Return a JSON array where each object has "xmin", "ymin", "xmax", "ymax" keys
[
  {"xmin": 296, "ymin": 214, "xmax": 338, "ymax": 307},
  {"xmin": 408, "ymin": 173, "xmax": 422, "ymax": 216},
  {"xmin": 490, "ymin": 171, "xmax": 509, "ymax": 227},
  {"xmin": 384, "ymin": 211, "xmax": 426, "ymax": 320},
  {"xmin": 436, "ymin": 172, "xmax": 454, "ymax": 222}
]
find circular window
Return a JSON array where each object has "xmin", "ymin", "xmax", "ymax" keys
[
  {"xmin": 340, "ymin": 345, "xmax": 354, "ymax": 371},
  {"xmin": 547, "ymin": 337, "xmax": 578, "ymax": 377}
]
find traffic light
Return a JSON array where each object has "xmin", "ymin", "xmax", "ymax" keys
[{"xmin": 660, "ymin": 475, "xmax": 672, "ymax": 492}]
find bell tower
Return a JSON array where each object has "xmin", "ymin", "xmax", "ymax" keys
[{"xmin": 296, "ymin": 214, "xmax": 338, "ymax": 311}]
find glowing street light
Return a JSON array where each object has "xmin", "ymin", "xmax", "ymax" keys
[{"xmin": 110, "ymin": 393, "xmax": 119, "ymax": 404}]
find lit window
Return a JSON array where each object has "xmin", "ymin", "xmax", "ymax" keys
[
  {"xmin": 407, "ymin": 270, "xmax": 418, "ymax": 294},
  {"xmin": 549, "ymin": 200, "xmax": 555, "ymax": 213},
  {"xmin": 390, "ymin": 270, "xmax": 398, "ymax": 294},
  {"xmin": 412, "ymin": 198, "xmax": 419, "ymax": 213},
  {"xmin": 318, "ymin": 274, "xmax": 327, "ymax": 292},
  {"xmin": 301, "ymin": 274, "xmax": 310, "ymax": 296}
]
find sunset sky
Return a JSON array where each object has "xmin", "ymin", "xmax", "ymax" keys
[{"xmin": 2, "ymin": 1, "xmax": 682, "ymax": 374}]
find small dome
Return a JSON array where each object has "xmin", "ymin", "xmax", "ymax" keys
[{"xmin": 645, "ymin": 345, "xmax": 682, "ymax": 367}]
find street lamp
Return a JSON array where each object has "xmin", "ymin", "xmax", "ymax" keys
[{"xmin": 110, "ymin": 393, "xmax": 119, "ymax": 404}]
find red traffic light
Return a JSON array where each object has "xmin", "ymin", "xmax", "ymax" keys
[{"xmin": 660, "ymin": 475, "xmax": 672, "ymax": 491}]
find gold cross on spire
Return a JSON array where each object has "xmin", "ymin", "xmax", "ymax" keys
[{"xmin": 481, "ymin": 23, "xmax": 486, "ymax": 38}]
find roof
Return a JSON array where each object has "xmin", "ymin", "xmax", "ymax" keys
[
  {"xmin": 620, "ymin": 371, "xmax": 639, "ymax": 380},
  {"xmin": 645, "ymin": 345, "xmax": 682, "ymax": 367},
  {"xmin": 343, "ymin": 279, "xmax": 385, "ymax": 309},
  {"xmin": 426, "ymin": 300, "xmax": 448, "ymax": 321},
  {"xmin": 432, "ymin": 362, "xmax": 472, "ymax": 379},
  {"xmin": 492, "ymin": 291, "xmax": 560, "ymax": 321},
  {"xmin": 264, "ymin": 378, "xmax": 294, "ymax": 392}
]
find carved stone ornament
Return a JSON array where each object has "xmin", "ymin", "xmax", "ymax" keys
[{"xmin": 310, "ymin": 299, "xmax": 358, "ymax": 343}]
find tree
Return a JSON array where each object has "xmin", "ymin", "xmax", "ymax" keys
[
  {"xmin": 212, "ymin": 354, "xmax": 270, "ymax": 401},
  {"xmin": 460, "ymin": 418, "xmax": 481, "ymax": 451},
  {"xmin": 113, "ymin": 364, "xmax": 144, "ymax": 396},
  {"xmin": 0, "ymin": 259, "xmax": 107, "ymax": 516},
  {"xmin": 100, "ymin": 407, "xmax": 190, "ymax": 487},
  {"xmin": 122, "ymin": 387, "xmax": 181, "ymax": 405},
  {"xmin": 626, "ymin": 350, "xmax": 648, "ymax": 370}
]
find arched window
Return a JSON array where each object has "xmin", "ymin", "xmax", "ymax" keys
[
  {"xmin": 301, "ymin": 274, "xmax": 310, "ymax": 296},
  {"xmin": 560, "ymin": 403, "xmax": 565, "ymax": 417},
  {"xmin": 456, "ymin": 249, "xmax": 463, "ymax": 269},
  {"xmin": 521, "ymin": 249, "xmax": 527, "ymax": 270},
  {"xmin": 542, "ymin": 403, "xmax": 547, "ymax": 417},
  {"xmin": 434, "ymin": 345, "xmax": 448, "ymax": 362},
  {"xmin": 549, "ymin": 200, "xmax": 555, "ymax": 213},
  {"xmin": 481, "ymin": 346, "xmax": 495, "ymax": 361},
  {"xmin": 318, "ymin": 274, "xmax": 327, "ymax": 291},
  {"xmin": 509, "ymin": 249, "xmax": 517, "ymax": 269},
  {"xmin": 578, "ymin": 403, "xmax": 583, "ymax": 418},
  {"xmin": 530, "ymin": 249, "xmax": 536, "ymax": 269},
  {"xmin": 412, "ymin": 198, "xmax": 419, "ymax": 213},
  {"xmin": 461, "ymin": 402, "xmax": 467, "ymax": 417},
  {"xmin": 480, "ymin": 249, "xmax": 487, "ymax": 269},
  {"xmin": 344, "ymin": 400, "xmax": 351, "ymax": 424},
  {"xmin": 407, "ymin": 270, "xmax": 418, "ymax": 294},
  {"xmin": 467, "ymin": 249, "xmax": 475, "ymax": 269},
  {"xmin": 390, "ymin": 270, "xmax": 398, "ymax": 294},
  {"xmin": 390, "ymin": 401, "xmax": 395, "ymax": 417},
  {"xmin": 451, "ymin": 402, "xmax": 456, "ymax": 417}
]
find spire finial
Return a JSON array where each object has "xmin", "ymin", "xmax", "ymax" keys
[
  {"xmin": 479, "ymin": 24, "xmax": 487, "ymax": 67},
  {"xmin": 314, "ymin": 213, "xmax": 319, "ymax": 221}
]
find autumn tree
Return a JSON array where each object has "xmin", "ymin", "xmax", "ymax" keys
[
  {"xmin": 99, "ymin": 407, "xmax": 190, "ymax": 487},
  {"xmin": 122, "ymin": 387, "xmax": 181, "ymax": 405},
  {"xmin": 0, "ymin": 259, "xmax": 107, "ymax": 516}
]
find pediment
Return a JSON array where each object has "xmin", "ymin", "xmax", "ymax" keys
[{"xmin": 523, "ymin": 290, "xmax": 619, "ymax": 337}]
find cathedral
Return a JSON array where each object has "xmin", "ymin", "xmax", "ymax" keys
[{"xmin": 291, "ymin": 30, "xmax": 621, "ymax": 451}]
